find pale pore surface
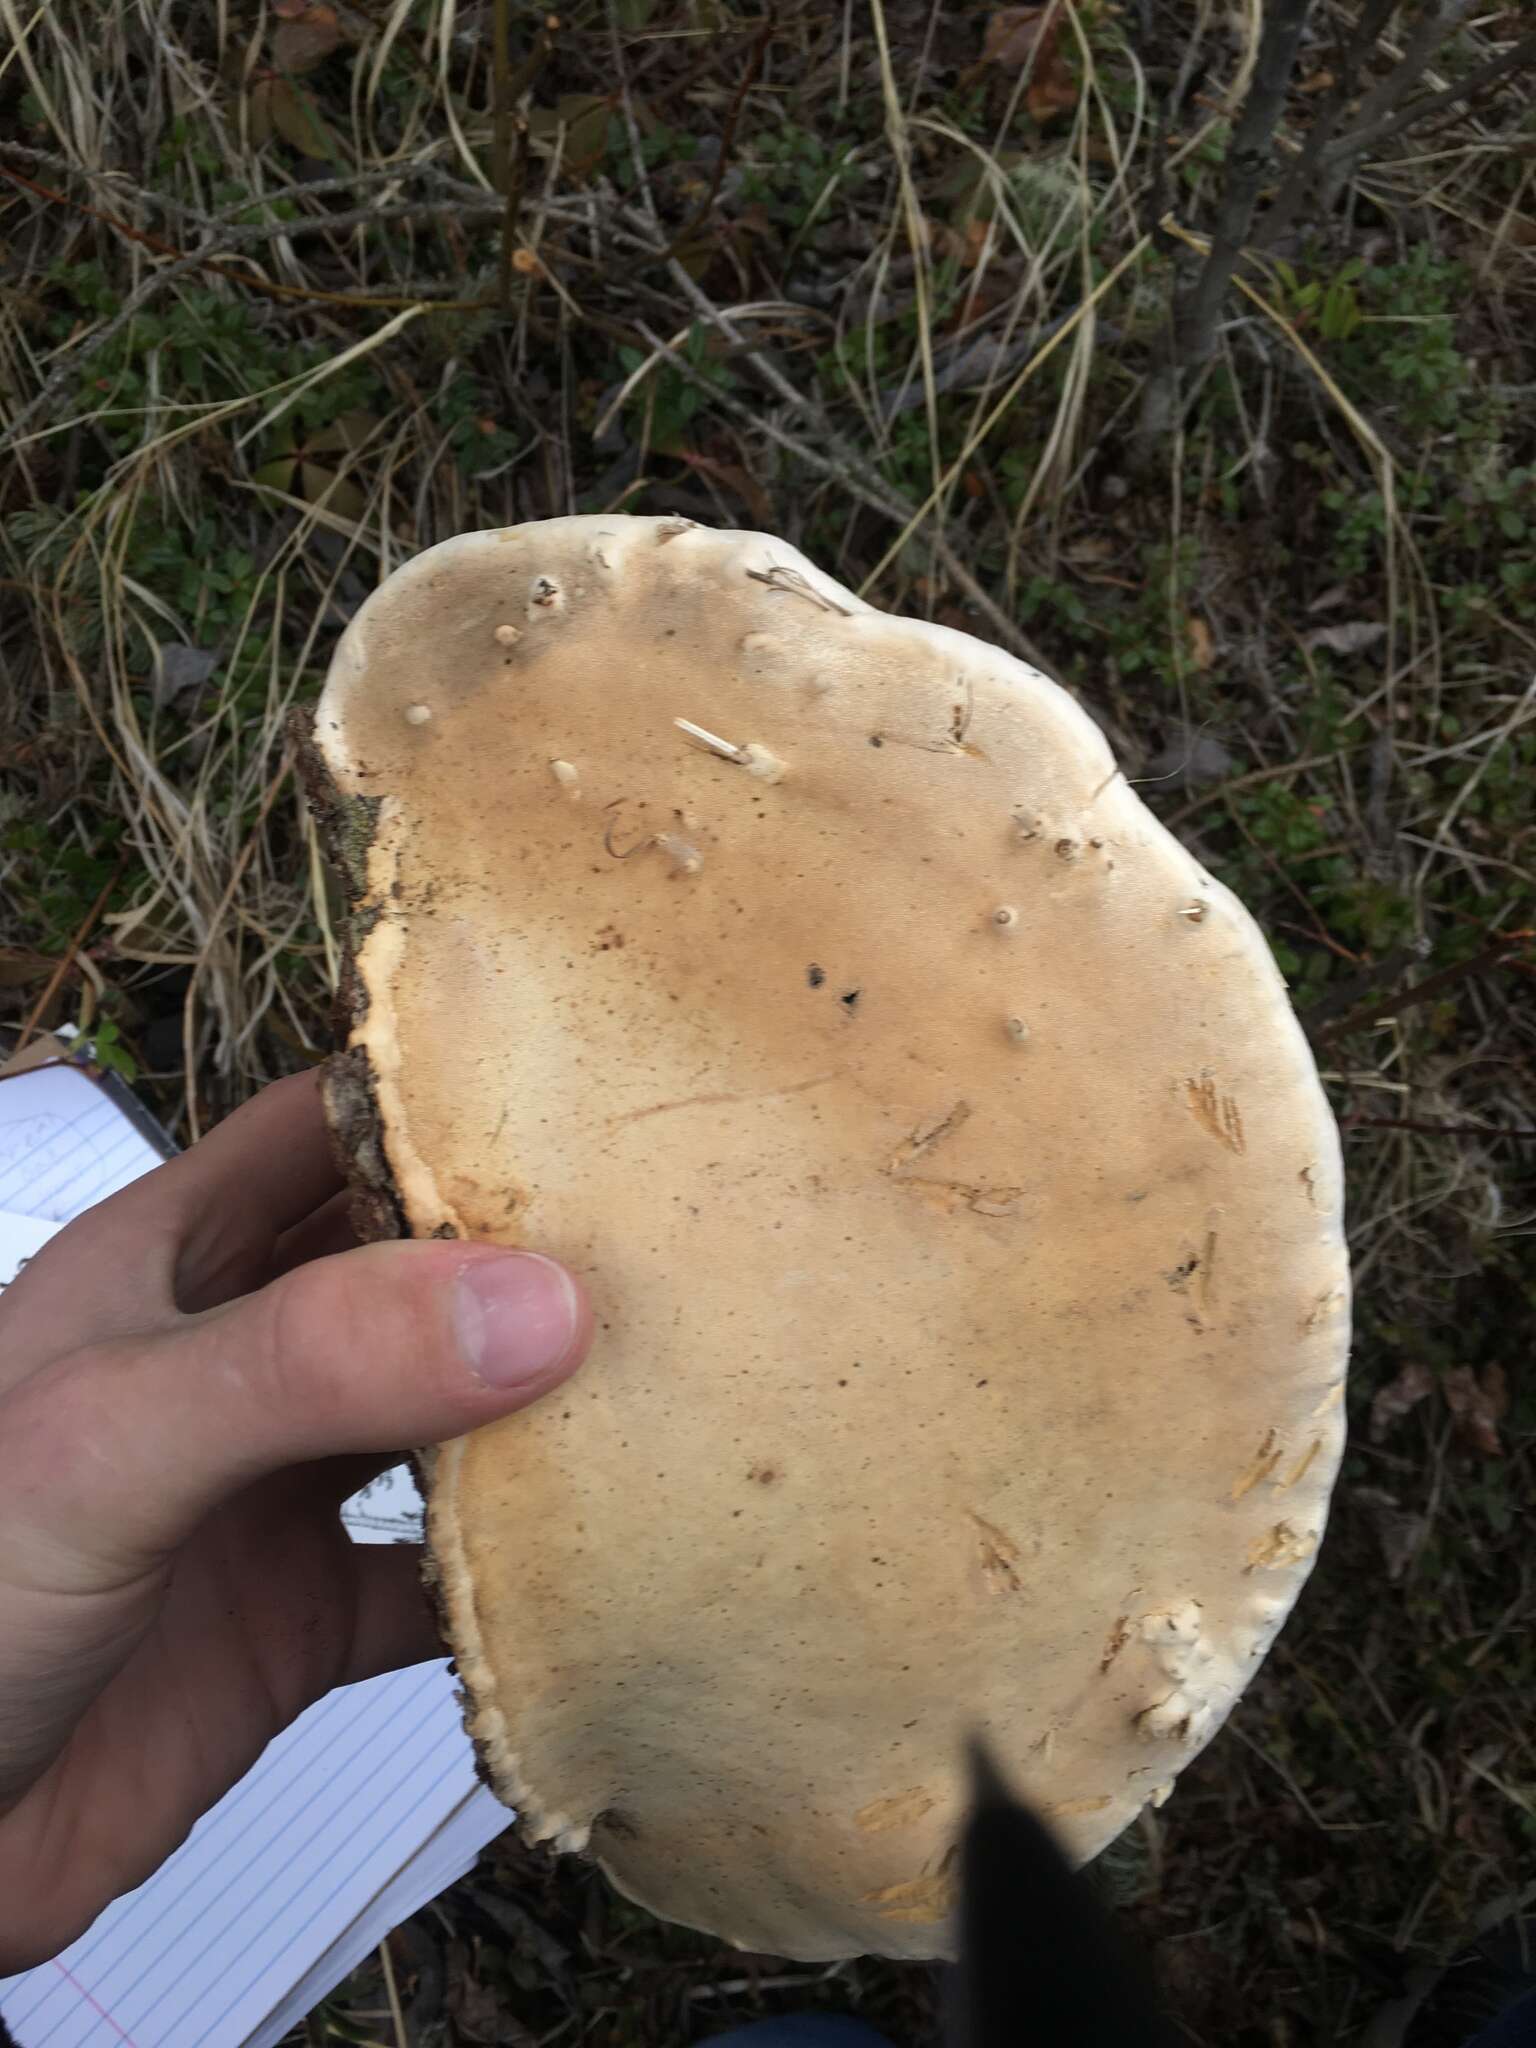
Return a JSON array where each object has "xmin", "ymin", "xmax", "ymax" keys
[{"xmin": 315, "ymin": 515, "xmax": 1349, "ymax": 1962}]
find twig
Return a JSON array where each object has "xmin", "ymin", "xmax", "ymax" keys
[
  {"xmin": 1342, "ymin": 1115, "xmax": 1536, "ymax": 1142},
  {"xmin": 628, "ymin": 317, "xmax": 1061, "ymax": 677},
  {"xmin": 878, "ymin": 302, "xmax": 1119, "ymax": 420},
  {"xmin": 609, "ymin": 0, "xmax": 661, "ymax": 234},
  {"xmin": 1320, "ymin": 24, "xmax": 1536, "ymax": 181},
  {"xmin": 0, "ymin": 194, "xmax": 519, "ymax": 447},
  {"xmin": 16, "ymin": 856, "xmax": 128, "ymax": 1047},
  {"xmin": 492, "ymin": 0, "xmax": 514, "ymax": 309},
  {"xmin": 491, "ymin": 8, "xmax": 555, "ymax": 310},
  {"xmin": 1174, "ymin": 0, "xmax": 1313, "ymax": 365},
  {"xmin": 1256, "ymin": 0, "xmax": 1399, "ymax": 247},
  {"xmin": 1160, "ymin": 747, "xmax": 1354, "ymax": 830},
  {"xmin": 1138, "ymin": 0, "xmax": 1312, "ymax": 443},
  {"xmin": 664, "ymin": 9, "xmax": 776, "ymax": 258},
  {"xmin": 1314, "ymin": 937, "xmax": 1530, "ymax": 1047},
  {"xmin": 1344, "ymin": 0, "xmax": 1478, "ymax": 148}
]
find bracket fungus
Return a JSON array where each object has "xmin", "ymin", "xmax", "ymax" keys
[{"xmin": 305, "ymin": 515, "xmax": 1350, "ymax": 1963}]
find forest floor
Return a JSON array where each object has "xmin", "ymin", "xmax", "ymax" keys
[{"xmin": 3, "ymin": 2, "xmax": 1535, "ymax": 2042}]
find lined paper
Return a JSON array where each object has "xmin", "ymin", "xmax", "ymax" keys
[
  {"xmin": 0, "ymin": 1670, "xmax": 505, "ymax": 2048},
  {"xmin": 0, "ymin": 1061, "xmax": 168, "ymax": 1223},
  {"xmin": 0, "ymin": 1059, "xmax": 508, "ymax": 2046}
]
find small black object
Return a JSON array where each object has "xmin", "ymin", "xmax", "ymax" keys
[{"xmin": 948, "ymin": 1740, "xmax": 1181, "ymax": 2048}]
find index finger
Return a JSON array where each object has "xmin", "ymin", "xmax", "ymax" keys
[{"xmin": 155, "ymin": 1069, "xmax": 349, "ymax": 1310}]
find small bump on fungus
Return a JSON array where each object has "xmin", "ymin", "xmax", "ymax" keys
[
  {"xmin": 308, "ymin": 514, "xmax": 1350, "ymax": 1969},
  {"xmin": 738, "ymin": 742, "xmax": 786, "ymax": 783},
  {"xmin": 653, "ymin": 832, "xmax": 704, "ymax": 875}
]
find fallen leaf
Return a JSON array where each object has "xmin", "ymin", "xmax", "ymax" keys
[
  {"xmin": 982, "ymin": 3, "xmax": 1056, "ymax": 68},
  {"xmin": 981, "ymin": 5, "xmax": 1078, "ymax": 122},
  {"xmin": 299, "ymin": 461, "xmax": 367, "ymax": 520},
  {"xmin": 264, "ymin": 74, "xmax": 339, "ymax": 158},
  {"xmin": 247, "ymin": 75, "xmax": 276, "ymax": 148},
  {"xmin": 526, "ymin": 94, "xmax": 613, "ymax": 180},
  {"xmin": 1027, "ymin": 46, "xmax": 1080, "ymax": 124},
  {"xmin": 271, "ymin": 1, "xmax": 341, "ymax": 74},
  {"xmin": 936, "ymin": 604, "xmax": 990, "ymax": 643},
  {"xmin": 1145, "ymin": 731, "xmax": 1236, "ymax": 789},
  {"xmin": 1369, "ymin": 1358, "xmax": 1435, "ymax": 1442},
  {"xmin": 1302, "ymin": 620, "xmax": 1386, "ymax": 656},
  {"xmin": 677, "ymin": 447, "xmax": 774, "ymax": 529},
  {"xmin": 152, "ymin": 642, "xmax": 220, "ymax": 711},
  {"xmin": 1442, "ymin": 1362, "xmax": 1507, "ymax": 1457},
  {"xmin": 1186, "ymin": 614, "xmax": 1215, "ymax": 669},
  {"xmin": 1353, "ymin": 1487, "xmax": 1427, "ymax": 1583}
]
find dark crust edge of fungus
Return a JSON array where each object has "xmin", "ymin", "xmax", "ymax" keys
[{"xmin": 289, "ymin": 704, "xmax": 510, "ymax": 1807}]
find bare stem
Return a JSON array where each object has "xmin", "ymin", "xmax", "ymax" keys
[
  {"xmin": 1138, "ymin": 0, "xmax": 1314, "ymax": 447},
  {"xmin": 493, "ymin": 0, "xmax": 514, "ymax": 310},
  {"xmin": 1175, "ymin": 0, "xmax": 1314, "ymax": 365},
  {"xmin": 1256, "ymin": 0, "xmax": 1399, "ymax": 248}
]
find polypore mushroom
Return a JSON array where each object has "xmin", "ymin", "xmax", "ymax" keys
[{"xmin": 305, "ymin": 516, "xmax": 1350, "ymax": 1964}]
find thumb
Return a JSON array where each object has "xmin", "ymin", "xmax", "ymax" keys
[{"xmin": 4, "ymin": 1242, "xmax": 592, "ymax": 1580}]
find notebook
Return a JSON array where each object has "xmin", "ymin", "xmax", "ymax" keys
[{"xmin": 0, "ymin": 1052, "xmax": 509, "ymax": 2047}]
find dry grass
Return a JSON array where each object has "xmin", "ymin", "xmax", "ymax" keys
[{"xmin": 3, "ymin": 2, "xmax": 1535, "ymax": 2041}]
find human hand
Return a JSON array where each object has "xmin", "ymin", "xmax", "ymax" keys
[{"xmin": 0, "ymin": 1069, "xmax": 591, "ymax": 1971}]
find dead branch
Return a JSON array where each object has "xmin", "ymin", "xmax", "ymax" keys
[
  {"xmin": 1176, "ymin": 0, "xmax": 1315, "ymax": 366},
  {"xmin": 1139, "ymin": 0, "xmax": 1314, "ymax": 442},
  {"xmin": 1262, "ymin": 4, "xmax": 1535, "ymax": 245}
]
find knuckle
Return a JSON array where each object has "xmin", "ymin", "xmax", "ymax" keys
[{"xmin": 0, "ymin": 1343, "xmax": 125, "ymax": 1505}]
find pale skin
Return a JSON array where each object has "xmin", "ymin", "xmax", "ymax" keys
[{"xmin": 0, "ymin": 1071, "xmax": 593, "ymax": 1972}]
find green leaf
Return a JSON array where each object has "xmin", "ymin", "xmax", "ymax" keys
[
  {"xmin": 299, "ymin": 462, "xmax": 368, "ymax": 521},
  {"xmin": 251, "ymin": 456, "xmax": 299, "ymax": 493},
  {"xmin": 267, "ymin": 76, "xmax": 340, "ymax": 160}
]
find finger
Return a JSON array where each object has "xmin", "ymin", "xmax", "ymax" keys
[
  {"xmin": 1, "ymin": 1241, "xmax": 593, "ymax": 1582},
  {"xmin": 0, "ymin": 1540, "xmax": 450, "ymax": 1969},
  {"xmin": 158, "ymin": 1070, "xmax": 346, "ymax": 1310},
  {"xmin": 0, "ymin": 1199, "xmax": 183, "ymax": 1399},
  {"xmin": 268, "ymin": 1187, "xmax": 362, "ymax": 1284}
]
